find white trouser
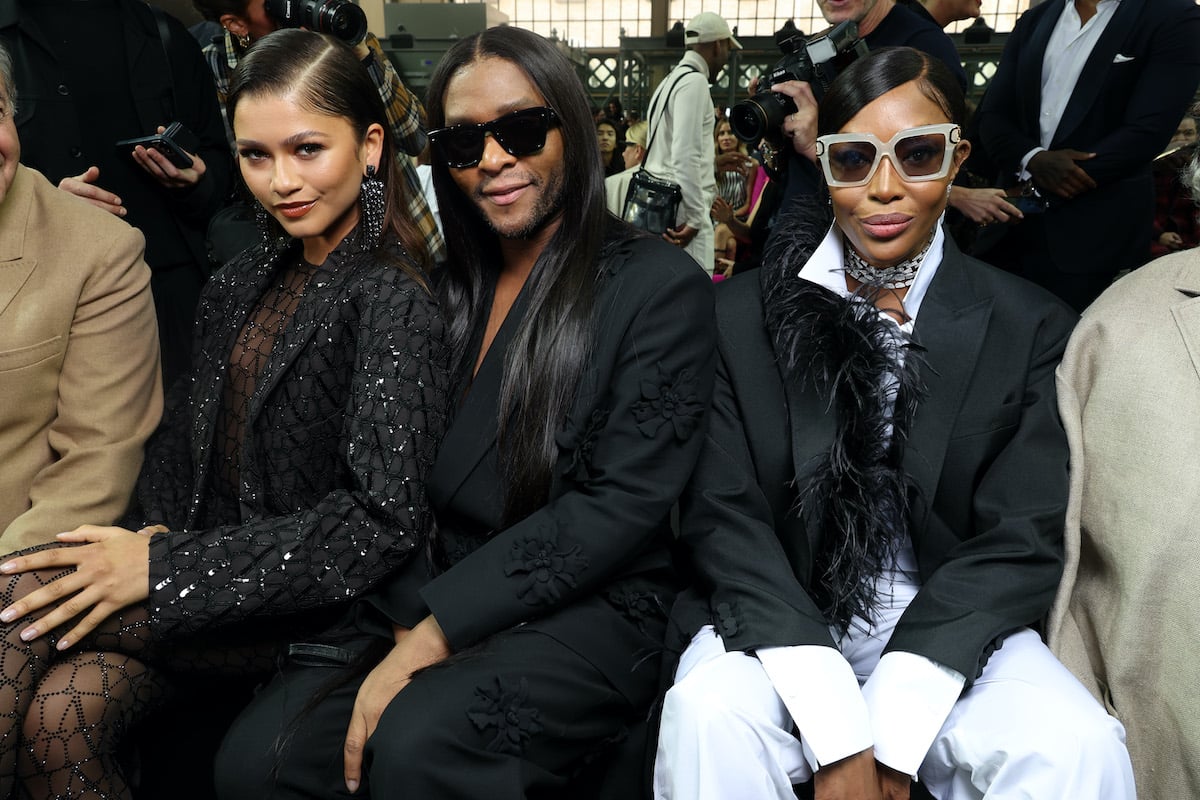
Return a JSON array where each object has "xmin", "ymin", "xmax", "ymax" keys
[
  {"xmin": 683, "ymin": 220, "xmax": 714, "ymax": 275},
  {"xmin": 654, "ymin": 626, "xmax": 1134, "ymax": 800}
]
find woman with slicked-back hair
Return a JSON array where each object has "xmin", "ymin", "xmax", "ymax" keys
[
  {"xmin": 656, "ymin": 46, "xmax": 1133, "ymax": 800},
  {"xmin": 0, "ymin": 29, "xmax": 447, "ymax": 799}
]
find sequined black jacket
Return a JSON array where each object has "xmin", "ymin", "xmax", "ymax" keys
[{"xmin": 130, "ymin": 234, "xmax": 450, "ymax": 640}]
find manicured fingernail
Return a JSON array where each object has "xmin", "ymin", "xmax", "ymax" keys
[
  {"xmin": 0, "ymin": 608, "xmax": 17, "ymax": 623},
  {"xmin": 19, "ymin": 626, "xmax": 38, "ymax": 642},
  {"xmin": 0, "ymin": 561, "xmax": 16, "ymax": 574},
  {"xmin": 346, "ymin": 780, "xmax": 359, "ymax": 793},
  {"xmin": 56, "ymin": 637, "xmax": 71, "ymax": 651}
]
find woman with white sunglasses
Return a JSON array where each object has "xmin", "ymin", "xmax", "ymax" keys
[{"xmin": 655, "ymin": 46, "xmax": 1134, "ymax": 800}]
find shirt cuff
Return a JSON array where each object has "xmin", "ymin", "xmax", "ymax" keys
[
  {"xmin": 757, "ymin": 645, "xmax": 873, "ymax": 771},
  {"xmin": 1018, "ymin": 147, "xmax": 1045, "ymax": 182},
  {"xmin": 861, "ymin": 651, "xmax": 965, "ymax": 778}
]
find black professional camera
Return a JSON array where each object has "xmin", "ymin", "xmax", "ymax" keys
[
  {"xmin": 263, "ymin": 0, "xmax": 368, "ymax": 44},
  {"xmin": 729, "ymin": 20, "xmax": 867, "ymax": 145}
]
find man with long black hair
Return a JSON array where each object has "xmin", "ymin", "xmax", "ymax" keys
[{"xmin": 214, "ymin": 24, "xmax": 716, "ymax": 800}]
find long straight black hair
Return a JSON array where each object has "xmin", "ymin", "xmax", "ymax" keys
[
  {"xmin": 226, "ymin": 29, "xmax": 430, "ymax": 270},
  {"xmin": 425, "ymin": 26, "xmax": 609, "ymax": 525}
]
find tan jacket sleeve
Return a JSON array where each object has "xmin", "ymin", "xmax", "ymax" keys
[{"xmin": 0, "ymin": 224, "xmax": 162, "ymax": 554}]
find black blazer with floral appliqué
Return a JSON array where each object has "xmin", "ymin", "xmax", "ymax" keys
[
  {"xmin": 370, "ymin": 232, "xmax": 716, "ymax": 700},
  {"xmin": 128, "ymin": 233, "xmax": 450, "ymax": 642}
]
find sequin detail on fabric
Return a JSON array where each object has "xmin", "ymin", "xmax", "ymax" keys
[
  {"xmin": 466, "ymin": 676, "xmax": 544, "ymax": 755},
  {"xmin": 0, "ymin": 233, "xmax": 449, "ymax": 798}
]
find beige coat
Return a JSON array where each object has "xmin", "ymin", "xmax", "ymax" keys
[
  {"xmin": 0, "ymin": 165, "xmax": 161, "ymax": 555},
  {"xmin": 1049, "ymin": 250, "xmax": 1200, "ymax": 799}
]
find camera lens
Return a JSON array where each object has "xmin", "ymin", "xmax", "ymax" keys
[
  {"xmin": 729, "ymin": 99, "xmax": 769, "ymax": 144},
  {"xmin": 310, "ymin": 0, "xmax": 367, "ymax": 44}
]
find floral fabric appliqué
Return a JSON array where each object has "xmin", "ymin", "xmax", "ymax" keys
[
  {"xmin": 556, "ymin": 408, "xmax": 610, "ymax": 483},
  {"xmin": 605, "ymin": 586, "xmax": 667, "ymax": 635},
  {"xmin": 631, "ymin": 363, "xmax": 704, "ymax": 441},
  {"xmin": 504, "ymin": 524, "xmax": 589, "ymax": 605},
  {"xmin": 467, "ymin": 676, "xmax": 544, "ymax": 755}
]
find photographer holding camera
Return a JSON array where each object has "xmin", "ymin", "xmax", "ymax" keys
[
  {"xmin": 640, "ymin": 11, "xmax": 740, "ymax": 275},
  {"xmin": 193, "ymin": 0, "xmax": 445, "ymax": 266}
]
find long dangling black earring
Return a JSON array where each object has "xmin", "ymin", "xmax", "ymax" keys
[{"xmin": 360, "ymin": 164, "xmax": 386, "ymax": 250}]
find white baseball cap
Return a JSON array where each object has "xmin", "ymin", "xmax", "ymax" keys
[{"xmin": 685, "ymin": 12, "xmax": 743, "ymax": 49}]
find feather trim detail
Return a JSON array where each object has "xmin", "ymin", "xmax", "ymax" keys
[{"xmin": 762, "ymin": 195, "xmax": 926, "ymax": 635}]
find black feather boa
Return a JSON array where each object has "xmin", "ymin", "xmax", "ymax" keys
[{"xmin": 762, "ymin": 195, "xmax": 926, "ymax": 635}]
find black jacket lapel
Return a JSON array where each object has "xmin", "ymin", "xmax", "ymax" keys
[
  {"xmin": 1053, "ymin": 0, "xmax": 1144, "ymax": 147},
  {"xmin": 902, "ymin": 240, "xmax": 993, "ymax": 525},
  {"xmin": 428, "ymin": 277, "xmax": 533, "ymax": 506},
  {"xmin": 247, "ymin": 262, "xmax": 338, "ymax": 424},
  {"xmin": 1017, "ymin": 0, "xmax": 1063, "ymax": 133},
  {"xmin": 185, "ymin": 247, "xmax": 281, "ymax": 513}
]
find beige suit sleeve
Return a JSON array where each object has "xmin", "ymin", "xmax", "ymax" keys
[{"xmin": 0, "ymin": 226, "xmax": 163, "ymax": 554}]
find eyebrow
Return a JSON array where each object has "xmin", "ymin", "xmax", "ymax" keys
[
  {"xmin": 234, "ymin": 130, "xmax": 331, "ymax": 148},
  {"xmin": 444, "ymin": 99, "xmax": 543, "ymax": 127}
]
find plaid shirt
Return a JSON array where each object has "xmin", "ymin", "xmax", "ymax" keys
[{"xmin": 204, "ymin": 30, "xmax": 445, "ymax": 265}]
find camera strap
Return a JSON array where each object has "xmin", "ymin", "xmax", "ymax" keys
[
  {"xmin": 641, "ymin": 65, "xmax": 698, "ymax": 169},
  {"xmin": 148, "ymin": 5, "xmax": 178, "ymax": 119}
]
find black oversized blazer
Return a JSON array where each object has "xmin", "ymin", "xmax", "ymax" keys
[
  {"xmin": 976, "ymin": 0, "xmax": 1200, "ymax": 276},
  {"xmin": 130, "ymin": 234, "xmax": 450, "ymax": 642},
  {"xmin": 369, "ymin": 234, "xmax": 716, "ymax": 700},
  {"xmin": 673, "ymin": 222, "xmax": 1078, "ymax": 684}
]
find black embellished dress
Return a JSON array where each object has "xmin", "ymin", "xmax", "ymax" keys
[
  {"xmin": 0, "ymin": 231, "xmax": 449, "ymax": 798},
  {"xmin": 213, "ymin": 229, "xmax": 717, "ymax": 799}
]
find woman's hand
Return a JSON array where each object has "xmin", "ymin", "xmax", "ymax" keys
[
  {"xmin": 0, "ymin": 526, "xmax": 151, "ymax": 650},
  {"xmin": 949, "ymin": 186, "xmax": 1024, "ymax": 225},
  {"xmin": 711, "ymin": 196, "xmax": 735, "ymax": 225},
  {"xmin": 1159, "ymin": 231, "xmax": 1184, "ymax": 251},
  {"xmin": 715, "ymin": 151, "xmax": 756, "ymax": 177},
  {"xmin": 342, "ymin": 615, "xmax": 451, "ymax": 793}
]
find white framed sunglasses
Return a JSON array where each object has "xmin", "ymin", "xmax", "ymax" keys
[{"xmin": 815, "ymin": 123, "xmax": 963, "ymax": 187}]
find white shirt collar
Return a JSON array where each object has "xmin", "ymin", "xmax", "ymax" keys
[{"xmin": 797, "ymin": 216, "xmax": 946, "ymax": 332}]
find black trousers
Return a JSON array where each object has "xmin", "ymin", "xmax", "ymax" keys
[{"xmin": 214, "ymin": 626, "xmax": 656, "ymax": 800}]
